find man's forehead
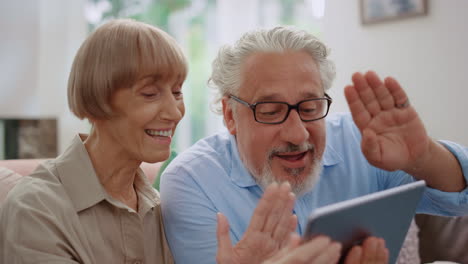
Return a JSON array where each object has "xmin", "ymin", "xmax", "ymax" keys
[
  {"xmin": 239, "ymin": 77, "xmax": 324, "ymax": 103},
  {"xmin": 241, "ymin": 51, "xmax": 318, "ymax": 73},
  {"xmin": 238, "ymin": 51, "xmax": 322, "ymax": 99}
]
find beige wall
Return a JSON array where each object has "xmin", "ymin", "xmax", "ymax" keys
[
  {"xmin": 324, "ymin": 0, "xmax": 468, "ymax": 145},
  {"xmin": 0, "ymin": 1, "xmax": 40, "ymax": 116},
  {"xmin": 0, "ymin": 0, "xmax": 90, "ymax": 153},
  {"xmin": 2, "ymin": 0, "xmax": 467, "ymax": 153}
]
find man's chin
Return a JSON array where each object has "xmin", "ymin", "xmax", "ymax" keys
[
  {"xmin": 258, "ymin": 162, "xmax": 322, "ymax": 197},
  {"xmin": 284, "ymin": 168, "xmax": 320, "ymax": 196}
]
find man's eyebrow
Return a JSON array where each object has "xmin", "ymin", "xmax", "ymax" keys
[
  {"xmin": 255, "ymin": 94, "xmax": 282, "ymax": 101},
  {"xmin": 302, "ymin": 92, "xmax": 324, "ymax": 98},
  {"xmin": 255, "ymin": 92, "xmax": 324, "ymax": 102}
]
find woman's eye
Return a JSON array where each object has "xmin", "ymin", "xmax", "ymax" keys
[
  {"xmin": 140, "ymin": 86, "xmax": 159, "ymax": 98},
  {"xmin": 141, "ymin": 93, "xmax": 157, "ymax": 98}
]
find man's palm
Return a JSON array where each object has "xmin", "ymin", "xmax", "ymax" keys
[{"xmin": 345, "ymin": 71, "xmax": 430, "ymax": 172}]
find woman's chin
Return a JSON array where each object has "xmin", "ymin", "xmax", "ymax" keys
[{"xmin": 142, "ymin": 151, "xmax": 170, "ymax": 164}]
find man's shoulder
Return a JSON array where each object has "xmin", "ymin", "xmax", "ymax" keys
[
  {"xmin": 321, "ymin": 112, "xmax": 364, "ymax": 167},
  {"xmin": 326, "ymin": 112, "xmax": 353, "ymax": 127},
  {"xmin": 166, "ymin": 130, "xmax": 233, "ymax": 174},
  {"xmin": 325, "ymin": 112, "xmax": 361, "ymax": 139}
]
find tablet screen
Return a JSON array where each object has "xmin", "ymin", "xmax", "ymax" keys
[{"xmin": 304, "ymin": 180, "xmax": 426, "ymax": 264}]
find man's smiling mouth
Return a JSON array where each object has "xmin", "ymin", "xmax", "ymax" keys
[{"xmin": 275, "ymin": 151, "xmax": 307, "ymax": 161}]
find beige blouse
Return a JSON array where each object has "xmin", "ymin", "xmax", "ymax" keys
[{"xmin": 0, "ymin": 135, "xmax": 174, "ymax": 264}]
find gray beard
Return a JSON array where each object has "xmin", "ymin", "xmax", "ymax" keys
[
  {"xmin": 241, "ymin": 142, "xmax": 323, "ymax": 197},
  {"xmin": 256, "ymin": 157, "xmax": 322, "ymax": 197}
]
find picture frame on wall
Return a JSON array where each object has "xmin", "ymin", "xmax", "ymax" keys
[{"xmin": 361, "ymin": 0, "xmax": 428, "ymax": 25}]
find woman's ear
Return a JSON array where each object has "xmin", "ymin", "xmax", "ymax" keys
[{"xmin": 222, "ymin": 96, "xmax": 237, "ymax": 135}]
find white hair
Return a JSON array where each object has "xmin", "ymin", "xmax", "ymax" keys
[{"xmin": 208, "ymin": 26, "xmax": 336, "ymax": 114}]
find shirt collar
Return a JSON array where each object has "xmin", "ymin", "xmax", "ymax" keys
[
  {"xmin": 322, "ymin": 143, "xmax": 343, "ymax": 166},
  {"xmin": 134, "ymin": 167, "xmax": 160, "ymax": 215},
  {"xmin": 55, "ymin": 134, "xmax": 159, "ymax": 213},
  {"xmin": 229, "ymin": 133, "xmax": 258, "ymax": 188},
  {"xmin": 227, "ymin": 132, "xmax": 343, "ymax": 188},
  {"xmin": 55, "ymin": 134, "xmax": 107, "ymax": 212}
]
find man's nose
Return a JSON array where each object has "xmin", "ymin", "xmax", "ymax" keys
[{"xmin": 279, "ymin": 109, "xmax": 309, "ymax": 145}]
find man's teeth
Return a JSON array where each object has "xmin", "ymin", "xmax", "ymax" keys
[
  {"xmin": 146, "ymin": 129, "xmax": 172, "ymax": 137},
  {"xmin": 277, "ymin": 152, "xmax": 307, "ymax": 160}
]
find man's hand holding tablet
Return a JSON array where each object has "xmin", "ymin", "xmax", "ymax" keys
[{"xmin": 304, "ymin": 181, "xmax": 426, "ymax": 264}]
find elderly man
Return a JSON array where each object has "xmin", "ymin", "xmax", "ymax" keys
[{"xmin": 160, "ymin": 26, "xmax": 468, "ymax": 264}]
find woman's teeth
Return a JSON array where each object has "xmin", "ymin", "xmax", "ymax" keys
[{"xmin": 145, "ymin": 129, "xmax": 172, "ymax": 137}]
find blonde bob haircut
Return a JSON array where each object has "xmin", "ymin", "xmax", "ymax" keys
[{"xmin": 68, "ymin": 19, "xmax": 187, "ymax": 120}]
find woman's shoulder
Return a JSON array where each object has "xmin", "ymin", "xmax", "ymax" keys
[{"xmin": 2, "ymin": 160, "xmax": 73, "ymax": 216}]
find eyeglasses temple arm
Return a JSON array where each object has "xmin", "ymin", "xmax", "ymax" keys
[{"xmin": 229, "ymin": 95, "xmax": 253, "ymax": 108}]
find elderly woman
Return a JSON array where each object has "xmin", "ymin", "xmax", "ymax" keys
[
  {"xmin": 0, "ymin": 19, "xmax": 343, "ymax": 264},
  {"xmin": 0, "ymin": 19, "xmax": 183, "ymax": 263}
]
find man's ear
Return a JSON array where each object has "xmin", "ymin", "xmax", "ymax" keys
[{"xmin": 222, "ymin": 96, "xmax": 237, "ymax": 135}]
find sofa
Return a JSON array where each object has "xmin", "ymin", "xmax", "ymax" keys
[
  {"xmin": 1, "ymin": 159, "xmax": 467, "ymax": 263},
  {"xmin": 416, "ymin": 213, "xmax": 468, "ymax": 263}
]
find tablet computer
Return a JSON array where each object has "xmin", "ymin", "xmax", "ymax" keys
[{"xmin": 304, "ymin": 180, "xmax": 426, "ymax": 264}]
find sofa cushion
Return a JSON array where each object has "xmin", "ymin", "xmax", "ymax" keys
[
  {"xmin": 0, "ymin": 159, "xmax": 43, "ymax": 176},
  {"xmin": 0, "ymin": 159, "xmax": 161, "ymax": 185},
  {"xmin": 396, "ymin": 219, "xmax": 420, "ymax": 264},
  {"xmin": 416, "ymin": 214, "xmax": 468, "ymax": 264}
]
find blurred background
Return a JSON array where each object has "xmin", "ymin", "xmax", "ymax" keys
[{"xmin": 1, "ymin": 0, "xmax": 467, "ymax": 160}]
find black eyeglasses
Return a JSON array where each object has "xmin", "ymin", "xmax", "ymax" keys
[{"xmin": 229, "ymin": 94, "xmax": 332, "ymax": 124}]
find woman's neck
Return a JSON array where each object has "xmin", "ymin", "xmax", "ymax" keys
[{"xmin": 82, "ymin": 131, "xmax": 141, "ymax": 211}]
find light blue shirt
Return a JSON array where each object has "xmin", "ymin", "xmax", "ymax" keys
[{"xmin": 160, "ymin": 112, "xmax": 468, "ymax": 264}]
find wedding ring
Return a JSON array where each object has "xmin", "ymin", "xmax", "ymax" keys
[{"xmin": 395, "ymin": 99, "xmax": 410, "ymax": 109}]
